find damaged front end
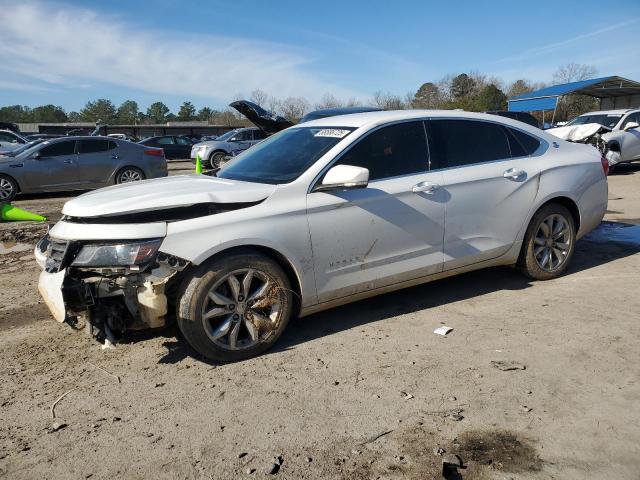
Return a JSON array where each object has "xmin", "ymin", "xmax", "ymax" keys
[{"xmin": 35, "ymin": 234, "xmax": 189, "ymax": 346}]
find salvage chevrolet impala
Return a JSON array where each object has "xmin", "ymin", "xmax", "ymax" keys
[{"xmin": 35, "ymin": 111, "xmax": 608, "ymax": 361}]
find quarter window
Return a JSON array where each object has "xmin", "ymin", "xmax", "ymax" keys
[
  {"xmin": 506, "ymin": 128, "xmax": 541, "ymax": 156},
  {"xmin": 333, "ymin": 121, "xmax": 429, "ymax": 181},
  {"xmin": 427, "ymin": 120, "xmax": 511, "ymax": 168},
  {"xmin": 40, "ymin": 141, "xmax": 76, "ymax": 157}
]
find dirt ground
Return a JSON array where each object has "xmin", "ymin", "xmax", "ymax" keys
[{"xmin": 1, "ymin": 162, "xmax": 639, "ymax": 480}]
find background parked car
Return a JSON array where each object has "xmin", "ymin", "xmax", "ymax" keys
[
  {"xmin": 139, "ymin": 135, "xmax": 194, "ymax": 159},
  {"xmin": 0, "ymin": 136, "xmax": 167, "ymax": 201},
  {"xmin": 108, "ymin": 133, "xmax": 139, "ymax": 142},
  {"xmin": 190, "ymin": 128, "xmax": 267, "ymax": 168},
  {"xmin": 485, "ymin": 111, "xmax": 541, "ymax": 129},
  {"xmin": 0, "ymin": 130, "xmax": 28, "ymax": 153},
  {"xmin": 0, "ymin": 122, "xmax": 20, "ymax": 133},
  {"xmin": 24, "ymin": 134, "xmax": 64, "ymax": 142}
]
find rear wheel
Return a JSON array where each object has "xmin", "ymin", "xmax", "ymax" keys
[
  {"xmin": 115, "ymin": 167, "xmax": 145, "ymax": 184},
  {"xmin": 209, "ymin": 151, "xmax": 226, "ymax": 169},
  {"xmin": 177, "ymin": 251, "xmax": 293, "ymax": 362},
  {"xmin": 0, "ymin": 175, "xmax": 18, "ymax": 202},
  {"xmin": 518, "ymin": 203, "xmax": 576, "ymax": 280}
]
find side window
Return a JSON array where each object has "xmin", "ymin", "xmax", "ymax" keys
[
  {"xmin": 107, "ymin": 140, "xmax": 117, "ymax": 150},
  {"xmin": 175, "ymin": 136, "xmax": 191, "ymax": 145},
  {"xmin": 253, "ymin": 130, "xmax": 267, "ymax": 140},
  {"xmin": 332, "ymin": 121, "xmax": 428, "ymax": 181},
  {"xmin": 78, "ymin": 139, "xmax": 110, "ymax": 154},
  {"xmin": 236, "ymin": 130, "xmax": 250, "ymax": 141},
  {"xmin": 428, "ymin": 120, "xmax": 511, "ymax": 168},
  {"xmin": 506, "ymin": 128, "xmax": 541, "ymax": 156},
  {"xmin": 40, "ymin": 141, "xmax": 76, "ymax": 157},
  {"xmin": 622, "ymin": 113, "xmax": 640, "ymax": 129},
  {"xmin": 0, "ymin": 133, "xmax": 14, "ymax": 142},
  {"xmin": 156, "ymin": 137, "xmax": 174, "ymax": 145}
]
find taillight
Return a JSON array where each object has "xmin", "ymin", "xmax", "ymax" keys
[
  {"xmin": 600, "ymin": 155, "xmax": 609, "ymax": 176},
  {"xmin": 145, "ymin": 148, "xmax": 164, "ymax": 157}
]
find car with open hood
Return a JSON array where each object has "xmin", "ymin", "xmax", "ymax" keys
[
  {"xmin": 546, "ymin": 109, "xmax": 640, "ymax": 167},
  {"xmin": 35, "ymin": 110, "xmax": 607, "ymax": 362}
]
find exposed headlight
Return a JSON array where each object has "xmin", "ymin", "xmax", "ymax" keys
[{"xmin": 71, "ymin": 239, "xmax": 162, "ymax": 267}]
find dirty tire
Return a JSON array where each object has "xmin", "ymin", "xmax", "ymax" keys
[
  {"xmin": 177, "ymin": 250, "xmax": 293, "ymax": 362},
  {"xmin": 518, "ymin": 202, "xmax": 576, "ymax": 280},
  {"xmin": 0, "ymin": 174, "xmax": 18, "ymax": 202},
  {"xmin": 115, "ymin": 166, "xmax": 145, "ymax": 184},
  {"xmin": 209, "ymin": 152, "xmax": 226, "ymax": 169}
]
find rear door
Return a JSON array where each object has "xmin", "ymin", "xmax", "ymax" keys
[
  {"xmin": 174, "ymin": 136, "xmax": 193, "ymax": 158},
  {"xmin": 76, "ymin": 139, "xmax": 120, "ymax": 186},
  {"xmin": 619, "ymin": 112, "xmax": 640, "ymax": 160},
  {"xmin": 426, "ymin": 119, "xmax": 543, "ymax": 270},
  {"xmin": 307, "ymin": 121, "xmax": 445, "ymax": 303},
  {"xmin": 25, "ymin": 140, "xmax": 78, "ymax": 190}
]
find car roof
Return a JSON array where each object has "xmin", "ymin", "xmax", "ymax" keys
[
  {"xmin": 297, "ymin": 109, "xmax": 545, "ymax": 132},
  {"xmin": 579, "ymin": 109, "xmax": 635, "ymax": 116}
]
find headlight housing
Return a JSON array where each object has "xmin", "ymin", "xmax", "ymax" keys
[{"xmin": 71, "ymin": 239, "xmax": 163, "ymax": 267}]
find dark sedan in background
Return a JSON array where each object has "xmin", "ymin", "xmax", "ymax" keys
[
  {"xmin": 138, "ymin": 135, "xmax": 194, "ymax": 159},
  {"xmin": 0, "ymin": 136, "xmax": 167, "ymax": 201}
]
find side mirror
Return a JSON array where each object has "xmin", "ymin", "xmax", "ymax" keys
[
  {"xmin": 229, "ymin": 137, "xmax": 239, "ymax": 142},
  {"xmin": 32, "ymin": 152, "xmax": 41, "ymax": 160},
  {"xmin": 315, "ymin": 165, "xmax": 369, "ymax": 192},
  {"xmin": 623, "ymin": 122, "xmax": 639, "ymax": 131}
]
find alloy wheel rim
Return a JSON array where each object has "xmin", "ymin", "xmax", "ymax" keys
[
  {"xmin": 534, "ymin": 214, "xmax": 571, "ymax": 271},
  {"xmin": 120, "ymin": 169, "xmax": 142, "ymax": 182},
  {"xmin": 0, "ymin": 178, "xmax": 14, "ymax": 200},
  {"xmin": 201, "ymin": 268, "xmax": 284, "ymax": 350}
]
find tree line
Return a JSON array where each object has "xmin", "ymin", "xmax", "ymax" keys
[{"xmin": 0, "ymin": 63, "xmax": 598, "ymax": 126}]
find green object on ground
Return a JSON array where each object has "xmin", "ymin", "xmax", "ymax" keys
[
  {"xmin": 0, "ymin": 203, "xmax": 47, "ymax": 222},
  {"xmin": 195, "ymin": 154, "xmax": 203, "ymax": 174}
]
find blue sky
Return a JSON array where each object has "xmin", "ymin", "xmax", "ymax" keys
[{"xmin": 1, "ymin": 0, "xmax": 639, "ymax": 113}]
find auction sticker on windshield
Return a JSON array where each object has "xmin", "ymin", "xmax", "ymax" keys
[{"xmin": 314, "ymin": 129, "xmax": 351, "ymax": 138}]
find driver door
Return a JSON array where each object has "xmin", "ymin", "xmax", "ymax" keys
[
  {"xmin": 25, "ymin": 140, "xmax": 79, "ymax": 190},
  {"xmin": 306, "ymin": 121, "xmax": 445, "ymax": 304},
  {"xmin": 620, "ymin": 113, "xmax": 640, "ymax": 161}
]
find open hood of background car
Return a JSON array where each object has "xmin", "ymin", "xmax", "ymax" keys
[
  {"xmin": 62, "ymin": 174, "xmax": 276, "ymax": 218},
  {"xmin": 229, "ymin": 100, "xmax": 293, "ymax": 134},
  {"xmin": 546, "ymin": 123, "xmax": 611, "ymax": 142}
]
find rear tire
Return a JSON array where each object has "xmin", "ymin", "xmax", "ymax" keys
[
  {"xmin": 518, "ymin": 203, "xmax": 576, "ymax": 280},
  {"xmin": 115, "ymin": 167, "xmax": 145, "ymax": 184},
  {"xmin": 0, "ymin": 174, "xmax": 18, "ymax": 202},
  {"xmin": 176, "ymin": 251, "xmax": 293, "ymax": 362}
]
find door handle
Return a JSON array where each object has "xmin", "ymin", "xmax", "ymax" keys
[
  {"xmin": 412, "ymin": 181, "xmax": 440, "ymax": 194},
  {"xmin": 503, "ymin": 168, "xmax": 526, "ymax": 181},
  {"xmin": 63, "ymin": 160, "xmax": 73, "ymax": 164},
  {"xmin": 112, "ymin": 155, "xmax": 120, "ymax": 159}
]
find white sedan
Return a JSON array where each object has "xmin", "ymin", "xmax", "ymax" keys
[{"xmin": 35, "ymin": 110, "xmax": 608, "ymax": 361}]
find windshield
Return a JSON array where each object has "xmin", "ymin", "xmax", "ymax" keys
[
  {"xmin": 215, "ymin": 129, "xmax": 240, "ymax": 142},
  {"xmin": 566, "ymin": 114, "xmax": 622, "ymax": 129},
  {"xmin": 218, "ymin": 127, "xmax": 355, "ymax": 184}
]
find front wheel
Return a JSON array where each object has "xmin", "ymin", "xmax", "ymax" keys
[
  {"xmin": 0, "ymin": 175, "xmax": 18, "ymax": 202},
  {"xmin": 518, "ymin": 203, "xmax": 576, "ymax": 280},
  {"xmin": 209, "ymin": 152, "xmax": 226, "ymax": 169},
  {"xmin": 115, "ymin": 167, "xmax": 145, "ymax": 184},
  {"xmin": 177, "ymin": 251, "xmax": 293, "ymax": 362}
]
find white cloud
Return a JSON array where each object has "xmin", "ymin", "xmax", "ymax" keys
[{"xmin": 0, "ymin": 2, "xmax": 363, "ymax": 104}]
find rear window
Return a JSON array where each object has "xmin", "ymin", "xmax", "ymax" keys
[
  {"xmin": 78, "ymin": 139, "xmax": 117, "ymax": 154},
  {"xmin": 428, "ymin": 120, "xmax": 511, "ymax": 168}
]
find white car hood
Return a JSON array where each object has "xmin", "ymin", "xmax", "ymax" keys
[
  {"xmin": 62, "ymin": 174, "xmax": 276, "ymax": 218},
  {"xmin": 546, "ymin": 123, "xmax": 608, "ymax": 142}
]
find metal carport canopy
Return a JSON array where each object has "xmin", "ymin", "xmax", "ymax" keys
[{"xmin": 507, "ymin": 76, "xmax": 640, "ymax": 112}]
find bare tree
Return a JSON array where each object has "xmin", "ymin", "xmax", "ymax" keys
[
  {"xmin": 372, "ymin": 91, "xmax": 406, "ymax": 110},
  {"xmin": 278, "ymin": 97, "xmax": 310, "ymax": 122},
  {"xmin": 315, "ymin": 93, "xmax": 343, "ymax": 110},
  {"xmin": 552, "ymin": 63, "xmax": 598, "ymax": 85},
  {"xmin": 249, "ymin": 89, "xmax": 269, "ymax": 107}
]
